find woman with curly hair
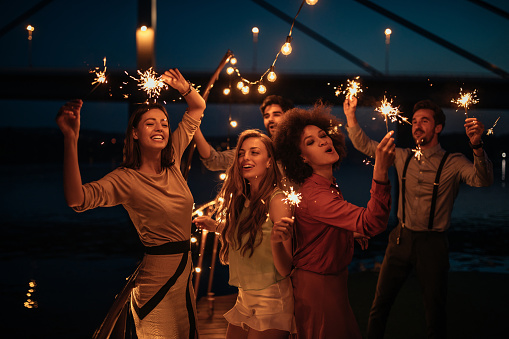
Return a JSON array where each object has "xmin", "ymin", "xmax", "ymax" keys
[
  {"xmin": 273, "ymin": 103, "xmax": 395, "ymax": 338},
  {"xmin": 193, "ymin": 129, "xmax": 296, "ymax": 339}
]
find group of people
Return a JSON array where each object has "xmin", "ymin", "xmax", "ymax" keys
[{"xmin": 57, "ymin": 69, "xmax": 493, "ymax": 339}]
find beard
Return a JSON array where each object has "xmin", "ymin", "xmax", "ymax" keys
[{"xmin": 413, "ymin": 129, "xmax": 429, "ymax": 146}]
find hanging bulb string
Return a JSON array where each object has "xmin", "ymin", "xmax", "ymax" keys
[{"xmin": 229, "ymin": 0, "xmax": 311, "ymax": 90}]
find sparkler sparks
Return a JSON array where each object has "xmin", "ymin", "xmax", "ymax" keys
[
  {"xmin": 91, "ymin": 57, "xmax": 107, "ymax": 85},
  {"xmin": 282, "ymin": 187, "xmax": 302, "ymax": 208},
  {"xmin": 335, "ymin": 76, "xmax": 363, "ymax": 99},
  {"xmin": 486, "ymin": 116, "xmax": 500, "ymax": 135},
  {"xmin": 375, "ymin": 96, "xmax": 410, "ymax": 132},
  {"xmin": 451, "ymin": 88, "xmax": 479, "ymax": 117},
  {"xmin": 412, "ymin": 145, "xmax": 423, "ymax": 161},
  {"xmin": 327, "ymin": 119, "xmax": 343, "ymax": 135},
  {"xmin": 127, "ymin": 67, "xmax": 168, "ymax": 99}
]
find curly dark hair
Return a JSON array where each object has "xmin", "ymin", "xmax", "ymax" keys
[{"xmin": 273, "ymin": 102, "xmax": 347, "ymax": 185}]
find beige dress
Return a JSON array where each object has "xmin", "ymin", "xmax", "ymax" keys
[{"xmin": 74, "ymin": 113, "xmax": 200, "ymax": 338}]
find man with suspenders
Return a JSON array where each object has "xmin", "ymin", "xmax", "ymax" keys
[{"xmin": 343, "ymin": 97, "xmax": 493, "ymax": 339}]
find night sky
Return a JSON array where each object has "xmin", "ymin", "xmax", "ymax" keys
[{"xmin": 1, "ymin": 0, "xmax": 508, "ymax": 134}]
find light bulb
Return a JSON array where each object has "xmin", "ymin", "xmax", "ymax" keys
[
  {"xmin": 226, "ymin": 67, "xmax": 234, "ymax": 75},
  {"xmin": 281, "ymin": 36, "xmax": 293, "ymax": 55},
  {"xmin": 306, "ymin": 0, "xmax": 318, "ymax": 5},
  {"xmin": 230, "ymin": 120, "xmax": 238, "ymax": 128},
  {"xmin": 237, "ymin": 81, "xmax": 244, "ymax": 90},
  {"xmin": 219, "ymin": 173, "xmax": 227, "ymax": 180},
  {"xmin": 241, "ymin": 86, "xmax": 250, "ymax": 95},
  {"xmin": 223, "ymin": 88, "xmax": 230, "ymax": 95},
  {"xmin": 252, "ymin": 27, "xmax": 259, "ymax": 34},
  {"xmin": 385, "ymin": 28, "xmax": 392, "ymax": 36},
  {"xmin": 267, "ymin": 66, "xmax": 277, "ymax": 82},
  {"xmin": 258, "ymin": 84, "xmax": 267, "ymax": 94},
  {"xmin": 230, "ymin": 57, "xmax": 237, "ymax": 65},
  {"xmin": 140, "ymin": 25, "xmax": 147, "ymax": 31}
]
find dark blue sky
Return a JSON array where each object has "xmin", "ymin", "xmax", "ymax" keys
[{"xmin": 1, "ymin": 0, "xmax": 508, "ymax": 135}]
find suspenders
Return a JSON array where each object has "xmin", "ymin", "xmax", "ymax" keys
[{"xmin": 401, "ymin": 151, "xmax": 450, "ymax": 230}]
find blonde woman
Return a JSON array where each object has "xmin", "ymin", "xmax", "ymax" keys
[{"xmin": 193, "ymin": 129, "xmax": 296, "ymax": 339}]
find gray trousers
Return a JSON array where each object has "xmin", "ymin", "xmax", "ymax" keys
[{"xmin": 367, "ymin": 223, "xmax": 449, "ymax": 339}]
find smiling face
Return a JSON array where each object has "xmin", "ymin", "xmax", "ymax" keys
[
  {"xmin": 412, "ymin": 108, "xmax": 442, "ymax": 148},
  {"xmin": 238, "ymin": 137, "xmax": 271, "ymax": 185},
  {"xmin": 299, "ymin": 125, "xmax": 339, "ymax": 171},
  {"xmin": 133, "ymin": 108, "xmax": 170, "ymax": 152},
  {"xmin": 263, "ymin": 104, "xmax": 284, "ymax": 138}
]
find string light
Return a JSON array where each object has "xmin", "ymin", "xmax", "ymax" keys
[
  {"xmin": 223, "ymin": 88, "xmax": 230, "ymax": 95},
  {"xmin": 236, "ymin": 81, "xmax": 245, "ymax": 90},
  {"xmin": 224, "ymin": 0, "xmax": 314, "ymax": 95},
  {"xmin": 241, "ymin": 85, "xmax": 250, "ymax": 94},
  {"xmin": 267, "ymin": 66, "xmax": 277, "ymax": 82},
  {"xmin": 281, "ymin": 36, "xmax": 293, "ymax": 55}
]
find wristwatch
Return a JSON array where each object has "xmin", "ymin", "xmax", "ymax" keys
[{"xmin": 469, "ymin": 140, "xmax": 483, "ymax": 149}]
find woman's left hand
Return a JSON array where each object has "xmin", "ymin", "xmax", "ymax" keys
[
  {"xmin": 161, "ymin": 68, "xmax": 190, "ymax": 94},
  {"xmin": 271, "ymin": 217, "xmax": 294, "ymax": 243},
  {"xmin": 354, "ymin": 231, "xmax": 370, "ymax": 250},
  {"xmin": 193, "ymin": 216, "xmax": 218, "ymax": 232}
]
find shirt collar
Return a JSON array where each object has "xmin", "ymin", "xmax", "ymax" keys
[{"xmin": 422, "ymin": 143, "xmax": 444, "ymax": 158}]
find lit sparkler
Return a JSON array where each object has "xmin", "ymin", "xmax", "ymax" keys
[
  {"xmin": 451, "ymin": 88, "xmax": 478, "ymax": 117},
  {"xmin": 486, "ymin": 116, "xmax": 500, "ymax": 135},
  {"xmin": 375, "ymin": 96, "xmax": 410, "ymax": 132},
  {"xmin": 327, "ymin": 119, "xmax": 343, "ymax": 135},
  {"xmin": 335, "ymin": 76, "xmax": 363, "ymax": 99},
  {"xmin": 127, "ymin": 67, "xmax": 168, "ymax": 99},
  {"xmin": 282, "ymin": 186, "xmax": 302, "ymax": 208},
  {"xmin": 91, "ymin": 57, "xmax": 107, "ymax": 85},
  {"xmin": 412, "ymin": 139, "xmax": 424, "ymax": 161}
]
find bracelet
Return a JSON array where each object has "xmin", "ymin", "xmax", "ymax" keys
[
  {"xmin": 468, "ymin": 140, "xmax": 483, "ymax": 149},
  {"xmin": 180, "ymin": 80, "xmax": 193, "ymax": 97}
]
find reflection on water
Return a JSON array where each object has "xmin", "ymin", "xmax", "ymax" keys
[{"xmin": 23, "ymin": 279, "xmax": 38, "ymax": 309}]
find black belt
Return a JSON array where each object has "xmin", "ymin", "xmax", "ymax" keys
[{"xmin": 144, "ymin": 239, "xmax": 190, "ymax": 255}]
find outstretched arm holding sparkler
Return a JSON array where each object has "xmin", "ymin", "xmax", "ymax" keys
[
  {"xmin": 161, "ymin": 68, "xmax": 206, "ymax": 121},
  {"xmin": 269, "ymin": 194, "xmax": 294, "ymax": 277}
]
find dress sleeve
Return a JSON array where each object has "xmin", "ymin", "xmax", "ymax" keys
[
  {"xmin": 72, "ymin": 168, "xmax": 132, "ymax": 212},
  {"xmin": 200, "ymin": 146, "xmax": 236, "ymax": 171},
  {"xmin": 304, "ymin": 180, "xmax": 391, "ymax": 237},
  {"xmin": 172, "ymin": 112, "xmax": 201, "ymax": 161}
]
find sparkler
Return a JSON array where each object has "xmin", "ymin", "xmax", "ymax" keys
[
  {"xmin": 335, "ymin": 76, "xmax": 363, "ymax": 99},
  {"xmin": 127, "ymin": 67, "xmax": 168, "ymax": 99},
  {"xmin": 91, "ymin": 57, "xmax": 107, "ymax": 85},
  {"xmin": 451, "ymin": 88, "xmax": 478, "ymax": 117},
  {"xmin": 282, "ymin": 186, "xmax": 302, "ymax": 208},
  {"xmin": 412, "ymin": 139, "xmax": 424, "ymax": 161},
  {"xmin": 327, "ymin": 119, "xmax": 343, "ymax": 135},
  {"xmin": 375, "ymin": 96, "xmax": 410, "ymax": 133},
  {"xmin": 486, "ymin": 116, "xmax": 500, "ymax": 135}
]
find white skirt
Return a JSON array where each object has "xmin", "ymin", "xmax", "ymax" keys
[{"xmin": 224, "ymin": 277, "xmax": 297, "ymax": 333}]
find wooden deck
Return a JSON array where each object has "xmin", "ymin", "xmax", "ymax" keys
[{"xmin": 196, "ymin": 293, "xmax": 237, "ymax": 338}]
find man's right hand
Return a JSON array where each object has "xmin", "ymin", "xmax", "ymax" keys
[{"xmin": 343, "ymin": 96, "xmax": 359, "ymax": 127}]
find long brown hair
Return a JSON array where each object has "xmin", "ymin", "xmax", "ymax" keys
[
  {"xmin": 216, "ymin": 129, "xmax": 282, "ymax": 264},
  {"xmin": 120, "ymin": 103, "xmax": 175, "ymax": 169}
]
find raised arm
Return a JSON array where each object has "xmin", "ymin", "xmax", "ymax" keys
[
  {"xmin": 343, "ymin": 97, "xmax": 379, "ymax": 158},
  {"xmin": 194, "ymin": 127, "xmax": 212, "ymax": 159},
  {"xmin": 270, "ymin": 194, "xmax": 294, "ymax": 277},
  {"xmin": 162, "ymin": 68, "xmax": 206, "ymax": 121},
  {"xmin": 55, "ymin": 99, "xmax": 85, "ymax": 207}
]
